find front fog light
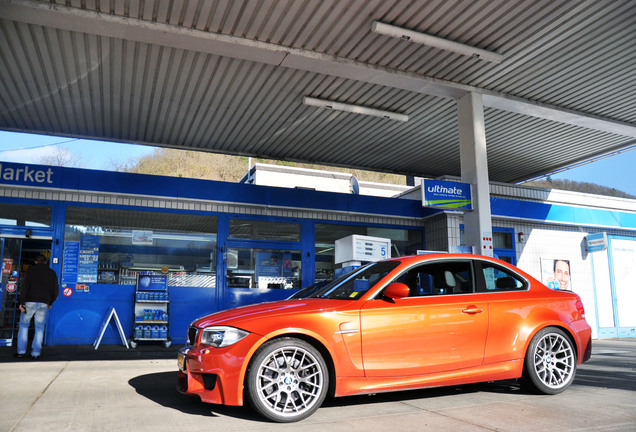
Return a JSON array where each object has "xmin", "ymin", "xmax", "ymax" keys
[{"xmin": 200, "ymin": 326, "xmax": 249, "ymax": 348}]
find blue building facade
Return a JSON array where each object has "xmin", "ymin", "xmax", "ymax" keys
[{"xmin": 1, "ymin": 161, "xmax": 635, "ymax": 346}]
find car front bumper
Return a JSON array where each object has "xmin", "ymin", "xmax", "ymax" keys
[{"xmin": 176, "ymin": 332, "xmax": 263, "ymax": 406}]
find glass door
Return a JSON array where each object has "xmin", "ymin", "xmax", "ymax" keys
[
  {"xmin": 0, "ymin": 238, "xmax": 23, "ymax": 346},
  {"xmin": 224, "ymin": 245, "xmax": 302, "ymax": 309},
  {"xmin": 222, "ymin": 217, "xmax": 304, "ymax": 310}
]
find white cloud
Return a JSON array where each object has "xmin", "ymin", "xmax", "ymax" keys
[{"xmin": 0, "ymin": 146, "xmax": 58, "ymax": 164}]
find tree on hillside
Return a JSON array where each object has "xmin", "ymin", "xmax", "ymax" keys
[
  {"xmin": 127, "ymin": 148, "xmax": 250, "ymax": 182},
  {"xmin": 125, "ymin": 148, "xmax": 407, "ymax": 185},
  {"xmin": 123, "ymin": 147, "xmax": 635, "ymax": 199},
  {"xmin": 523, "ymin": 179, "xmax": 635, "ymax": 199}
]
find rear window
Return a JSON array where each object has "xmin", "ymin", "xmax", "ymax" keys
[{"xmin": 478, "ymin": 262, "xmax": 527, "ymax": 292}]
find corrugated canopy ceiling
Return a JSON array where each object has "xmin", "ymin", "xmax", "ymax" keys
[{"xmin": 1, "ymin": 0, "xmax": 635, "ymax": 183}]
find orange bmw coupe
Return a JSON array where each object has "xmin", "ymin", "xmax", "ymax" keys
[{"xmin": 177, "ymin": 254, "xmax": 592, "ymax": 422}]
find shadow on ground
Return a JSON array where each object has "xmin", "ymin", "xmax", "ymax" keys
[
  {"xmin": 128, "ymin": 370, "xmax": 524, "ymax": 422},
  {"xmin": 127, "ymin": 351, "xmax": 636, "ymax": 423},
  {"xmin": 128, "ymin": 371, "xmax": 263, "ymax": 421}
]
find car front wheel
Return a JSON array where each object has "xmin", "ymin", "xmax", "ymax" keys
[
  {"xmin": 245, "ymin": 338, "xmax": 329, "ymax": 422},
  {"xmin": 520, "ymin": 327, "xmax": 577, "ymax": 394}
]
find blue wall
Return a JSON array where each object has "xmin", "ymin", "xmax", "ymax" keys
[{"xmin": 49, "ymin": 285, "xmax": 220, "ymax": 345}]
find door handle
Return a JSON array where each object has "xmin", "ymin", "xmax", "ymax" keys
[{"xmin": 462, "ymin": 306, "xmax": 484, "ymax": 314}]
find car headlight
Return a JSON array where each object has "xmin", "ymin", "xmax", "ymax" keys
[{"xmin": 200, "ymin": 326, "xmax": 249, "ymax": 348}]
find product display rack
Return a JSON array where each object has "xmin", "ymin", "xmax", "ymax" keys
[{"xmin": 129, "ymin": 273, "xmax": 171, "ymax": 348}]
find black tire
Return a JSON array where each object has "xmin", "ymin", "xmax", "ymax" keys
[
  {"xmin": 245, "ymin": 338, "xmax": 328, "ymax": 422},
  {"xmin": 520, "ymin": 327, "xmax": 577, "ymax": 394}
]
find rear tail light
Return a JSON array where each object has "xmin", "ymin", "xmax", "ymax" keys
[{"xmin": 575, "ymin": 300, "xmax": 586, "ymax": 319}]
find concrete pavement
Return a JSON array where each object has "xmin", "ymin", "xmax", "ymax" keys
[{"xmin": 1, "ymin": 339, "xmax": 635, "ymax": 432}]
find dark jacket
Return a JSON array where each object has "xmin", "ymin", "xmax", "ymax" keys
[{"xmin": 19, "ymin": 263, "xmax": 59, "ymax": 306}]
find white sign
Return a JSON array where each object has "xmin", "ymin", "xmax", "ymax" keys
[
  {"xmin": 93, "ymin": 307, "xmax": 129, "ymax": 350},
  {"xmin": 334, "ymin": 235, "xmax": 391, "ymax": 264},
  {"xmin": 586, "ymin": 232, "xmax": 607, "ymax": 252},
  {"xmin": 132, "ymin": 230, "xmax": 153, "ymax": 245}
]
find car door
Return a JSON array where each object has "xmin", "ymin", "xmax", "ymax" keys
[{"xmin": 359, "ymin": 259, "xmax": 489, "ymax": 377}]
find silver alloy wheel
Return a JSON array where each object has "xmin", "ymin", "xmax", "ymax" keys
[
  {"xmin": 531, "ymin": 331, "xmax": 575, "ymax": 389},
  {"xmin": 255, "ymin": 345, "xmax": 324, "ymax": 419}
]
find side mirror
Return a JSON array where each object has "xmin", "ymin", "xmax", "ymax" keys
[{"xmin": 384, "ymin": 282, "xmax": 410, "ymax": 299}]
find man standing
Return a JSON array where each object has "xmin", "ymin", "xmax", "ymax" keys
[{"xmin": 16, "ymin": 255, "xmax": 59, "ymax": 359}]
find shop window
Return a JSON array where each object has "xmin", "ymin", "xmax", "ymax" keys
[
  {"xmin": 63, "ymin": 207, "xmax": 217, "ymax": 287},
  {"xmin": 229, "ymin": 219, "xmax": 300, "ymax": 241},
  {"xmin": 226, "ymin": 248, "xmax": 301, "ymax": 289},
  {"xmin": 0, "ymin": 203, "xmax": 52, "ymax": 227},
  {"xmin": 315, "ymin": 223, "xmax": 422, "ymax": 283},
  {"xmin": 493, "ymin": 231, "xmax": 513, "ymax": 249}
]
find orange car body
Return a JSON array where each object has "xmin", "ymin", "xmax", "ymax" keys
[{"xmin": 177, "ymin": 254, "xmax": 591, "ymax": 407}]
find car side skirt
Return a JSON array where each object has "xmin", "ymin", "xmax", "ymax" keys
[{"xmin": 335, "ymin": 359, "xmax": 523, "ymax": 397}]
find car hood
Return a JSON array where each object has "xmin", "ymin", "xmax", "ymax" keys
[{"xmin": 191, "ymin": 298, "xmax": 356, "ymax": 333}]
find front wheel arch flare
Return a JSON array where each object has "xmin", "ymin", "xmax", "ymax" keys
[
  {"xmin": 244, "ymin": 334, "xmax": 336, "ymax": 399},
  {"xmin": 244, "ymin": 337, "xmax": 330, "ymax": 422}
]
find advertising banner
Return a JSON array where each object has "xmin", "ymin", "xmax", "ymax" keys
[
  {"xmin": 138, "ymin": 274, "xmax": 168, "ymax": 291},
  {"xmin": 62, "ymin": 241, "xmax": 80, "ymax": 284},
  {"xmin": 78, "ymin": 235, "xmax": 99, "ymax": 283},
  {"xmin": 256, "ymin": 252, "xmax": 282, "ymax": 278},
  {"xmin": 422, "ymin": 180, "xmax": 472, "ymax": 210},
  {"xmin": 541, "ymin": 258, "xmax": 572, "ymax": 291}
]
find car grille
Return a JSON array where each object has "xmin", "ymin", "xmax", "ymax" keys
[{"xmin": 187, "ymin": 326, "xmax": 198, "ymax": 346}]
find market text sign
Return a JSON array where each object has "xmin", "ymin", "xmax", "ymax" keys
[
  {"xmin": 422, "ymin": 180, "xmax": 472, "ymax": 210},
  {"xmin": 0, "ymin": 163, "xmax": 55, "ymax": 186}
]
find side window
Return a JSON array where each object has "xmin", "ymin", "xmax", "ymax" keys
[
  {"xmin": 479, "ymin": 263, "xmax": 526, "ymax": 292},
  {"xmin": 395, "ymin": 260, "xmax": 473, "ymax": 297}
]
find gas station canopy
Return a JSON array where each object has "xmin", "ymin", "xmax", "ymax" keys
[{"xmin": 1, "ymin": 0, "xmax": 635, "ymax": 183}]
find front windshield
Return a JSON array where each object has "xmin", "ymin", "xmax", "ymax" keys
[{"xmin": 308, "ymin": 261, "xmax": 400, "ymax": 300}]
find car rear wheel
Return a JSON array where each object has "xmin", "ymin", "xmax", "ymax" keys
[
  {"xmin": 520, "ymin": 327, "xmax": 577, "ymax": 394},
  {"xmin": 245, "ymin": 338, "xmax": 328, "ymax": 422}
]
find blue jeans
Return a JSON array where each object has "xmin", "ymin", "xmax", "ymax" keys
[{"xmin": 17, "ymin": 302, "xmax": 49, "ymax": 356}]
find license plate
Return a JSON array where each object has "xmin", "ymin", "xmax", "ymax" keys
[{"xmin": 177, "ymin": 352, "xmax": 186, "ymax": 371}]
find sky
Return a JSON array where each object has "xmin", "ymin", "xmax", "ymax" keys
[
  {"xmin": 1, "ymin": 130, "xmax": 636, "ymax": 196},
  {"xmin": 0, "ymin": 131, "xmax": 156, "ymax": 170}
]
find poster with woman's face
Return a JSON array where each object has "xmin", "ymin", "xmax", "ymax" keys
[{"xmin": 541, "ymin": 258, "xmax": 572, "ymax": 291}]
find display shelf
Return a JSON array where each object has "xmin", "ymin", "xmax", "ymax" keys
[{"xmin": 131, "ymin": 274, "xmax": 171, "ymax": 348}]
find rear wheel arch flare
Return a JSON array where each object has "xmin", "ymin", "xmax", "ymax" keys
[
  {"xmin": 520, "ymin": 325, "xmax": 578, "ymax": 394},
  {"xmin": 525, "ymin": 324, "xmax": 579, "ymax": 360}
]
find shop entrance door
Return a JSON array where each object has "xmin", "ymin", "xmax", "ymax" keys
[
  {"xmin": 0, "ymin": 237, "xmax": 53, "ymax": 346},
  {"xmin": 224, "ymin": 243, "xmax": 302, "ymax": 310}
]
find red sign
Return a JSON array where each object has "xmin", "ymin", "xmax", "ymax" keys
[
  {"xmin": 6, "ymin": 281, "xmax": 17, "ymax": 292},
  {"xmin": 2, "ymin": 258, "xmax": 12, "ymax": 274},
  {"xmin": 63, "ymin": 287, "xmax": 73, "ymax": 297}
]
